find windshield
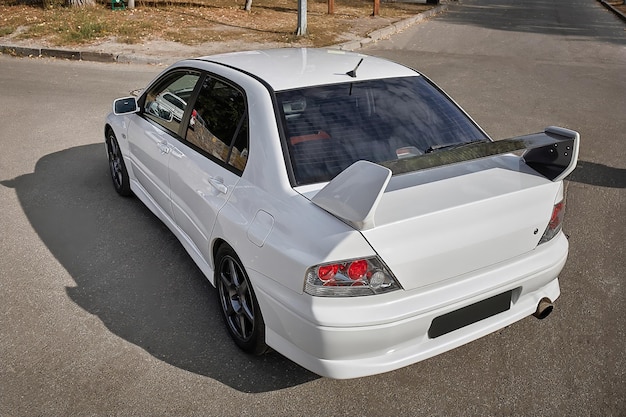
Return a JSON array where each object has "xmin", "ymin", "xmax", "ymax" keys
[{"xmin": 277, "ymin": 76, "xmax": 488, "ymax": 186}]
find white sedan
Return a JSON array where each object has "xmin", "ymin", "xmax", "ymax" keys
[{"xmin": 105, "ymin": 48, "xmax": 579, "ymax": 379}]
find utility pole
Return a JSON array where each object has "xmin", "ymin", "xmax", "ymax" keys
[{"xmin": 296, "ymin": 0, "xmax": 307, "ymax": 36}]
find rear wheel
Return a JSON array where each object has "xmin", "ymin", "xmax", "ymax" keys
[
  {"xmin": 106, "ymin": 129, "xmax": 132, "ymax": 196},
  {"xmin": 215, "ymin": 245, "xmax": 268, "ymax": 355}
]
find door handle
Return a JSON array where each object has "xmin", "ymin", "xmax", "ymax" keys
[
  {"xmin": 170, "ymin": 147, "xmax": 184, "ymax": 158},
  {"xmin": 147, "ymin": 132, "xmax": 170, "ymax": 155},
  {"xmin": 208, "ymin": 177, "xmax": 228, "ymax": 194},
  {"xmin": 157, "ymin": 141, "xmax": 170, "ymax": 154}
]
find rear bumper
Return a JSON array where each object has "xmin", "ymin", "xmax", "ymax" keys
[{"xmin": 253, "ymin": 233, "xmax": 568, "ymax": 379}]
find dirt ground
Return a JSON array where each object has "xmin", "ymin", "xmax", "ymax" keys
[{"xmin": 0, "ymin": 0, "xmax": 434, "ymax": 59}]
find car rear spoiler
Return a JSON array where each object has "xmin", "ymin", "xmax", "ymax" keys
[
  {"xmin": 382, "ymin": 126, "xmax": 580, "ymax": 182},
  {"xmin": 311, "ymin": 126, "xmax": 579, "ymax": 231},
  {"xmin": 520, "ymin": 126, "xmax": 580, "ymax": 182}
]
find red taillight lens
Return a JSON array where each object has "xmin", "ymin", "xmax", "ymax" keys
[
  {"xmin": 348, "ymin": 260, "xmax": 368, "ymax": 280},
  {"xmin": 318, "ymin": 264, "xmax": 339, "ymax": 281},
  {"xmin": 548, "ymin": 201, "xmax": 564, "ymax": 230},
  {"xmin": 539, "ymin": 200, "xmax": 565, "ymax": 244},
  {"xmin": 306, "ymin": 257, "xmax": 401, "ymax": 296}
]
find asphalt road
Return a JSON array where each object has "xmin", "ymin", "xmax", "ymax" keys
[{"xmin": 1, "ymin": 0, "xmax": 624, "ymax": 415}]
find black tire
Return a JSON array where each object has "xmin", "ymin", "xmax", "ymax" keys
[
  {"xmin": 106, "ymin": 129, "xmax": 132, "ymax": 197},
  {"xmin": 215, "ymin": 245, "xmax": 268, "ymax": 355}
]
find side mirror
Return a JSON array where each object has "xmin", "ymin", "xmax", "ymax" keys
[{"xmin": 113, "ymin": 97, "xmax": 139, "ymax": 115}]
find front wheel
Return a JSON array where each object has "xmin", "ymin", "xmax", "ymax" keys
[
  {"xmin": 106, "ymin": 129, "xmax": 132, "ymax": 196},
  {"xmin": 215, "ymin": 245, "xmax": 268, "ymax": 355}
]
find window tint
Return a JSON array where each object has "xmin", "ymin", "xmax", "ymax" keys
[
  {"xmin": 278, "ymin": 76, "xmax": 487, "ymax": 186},
  {"xmin": 186, "ymin": 78, "xmax": 249, "ymax": 172},
  {"xmin": 144, "ymin": 72, "xmax": 200, "ymax": 135}
]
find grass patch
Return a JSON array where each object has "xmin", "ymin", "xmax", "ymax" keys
[
  {"xmin": 62, "ymin": 20, "xmax": 106, "ymax": 43},
  {"xmin": 14, "ymin": 8, "xmax": 110, "ymax": 43},
  {"xmin": 0, "ymin": 26, "xmax": 15, "ymax": 36}
]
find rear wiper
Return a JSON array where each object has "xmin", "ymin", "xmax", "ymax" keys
[{"xmin": 425, "ymin": 139, "xmax": 490, "ymax": 154}]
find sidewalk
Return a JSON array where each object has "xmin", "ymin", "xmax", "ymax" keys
[{"xmin": 0, "ymin": 4, "xmax": 447, "ymax": 65}]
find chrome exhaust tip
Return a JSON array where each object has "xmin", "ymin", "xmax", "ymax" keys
[{"xmin": 533, "ymin": 297, "xmax": 554, "ymax": 320}]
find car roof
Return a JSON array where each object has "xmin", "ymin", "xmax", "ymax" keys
[{"xmin": 193, "ymin": 48, "xmax": 420, "ymax": 91}]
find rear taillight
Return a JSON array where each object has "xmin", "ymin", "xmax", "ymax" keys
[
  {"xmin": 305, "ymin": 257, "xmax": 401, "ymax": 297},
  {"xmin": 539, "ymin": 200, "xmax": 565, "ymax": 244}
]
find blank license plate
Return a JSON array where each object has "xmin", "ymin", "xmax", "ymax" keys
[{"xmin": 428, "ymin": 290, "xmax": 513, "ymax": 339}]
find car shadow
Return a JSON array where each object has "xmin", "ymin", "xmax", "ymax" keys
[
  {"xmin": 568, "ymin": 160, "xmax": 626, "ymax": 189},
  {"xmin": 1, "ymin": 143, "xmax": 318, "ymax": 393}
]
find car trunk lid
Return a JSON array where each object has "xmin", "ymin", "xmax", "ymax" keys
[{"xmin": 359, "ymin": 159, "xmax": 560, "ymax": 290}]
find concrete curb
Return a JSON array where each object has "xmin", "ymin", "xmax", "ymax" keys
[
  {"xmin": 0, "ymin": 45, "xmax": 116, "ymax": 62},
  {"xmin": 0, "ymin": 3, "xmax": 448, "ymax": 64},
  {"xmin": 598, "ymin": 0, "xmax": 626, "ymax": 22}
]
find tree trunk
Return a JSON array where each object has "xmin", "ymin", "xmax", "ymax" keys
[{"xmin": 68, "ymin": 0, "xmax": 95, "ymax": 6}]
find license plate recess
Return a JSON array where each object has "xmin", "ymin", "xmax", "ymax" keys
[{"xmin": 428, "ymin": 290, "xmax": 513, "ymax": 338}]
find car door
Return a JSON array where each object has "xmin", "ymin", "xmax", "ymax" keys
[
  {"xmin": 168, "ymin": 75, "xmax": 250, "ymax": 262},
  {"xmin": 127, "ymin": 70, "xmax": 201, "ymax": 220}
]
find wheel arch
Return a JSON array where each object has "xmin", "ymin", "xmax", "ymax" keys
[
  {"xmin": 104, "ymin": 123, "xmax": 114, "ymax": 138},
  {"xmin": 213, "ymin": 239, "xmax": 269, "ymax": 354},
  {"xmin": 210, "ymin": 237, "xmax": 232, "ymax": 286}
]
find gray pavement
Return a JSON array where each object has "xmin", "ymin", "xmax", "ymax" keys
[{"xmin": 1, "ymin": 0, "xmax": 625, "ymax": 415}]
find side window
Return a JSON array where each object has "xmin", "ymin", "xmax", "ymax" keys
[
  {"xmin": 144, "ymin": 71, "xmax": 200, "ymax": 135},
  {"xmin": 186, "ymin": 77, "xmax": 249, "ymax": 173}
]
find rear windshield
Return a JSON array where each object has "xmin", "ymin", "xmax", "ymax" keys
[{"xmin": 277, "ymin": 76, "xmax": 488, "ymax": 186}]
